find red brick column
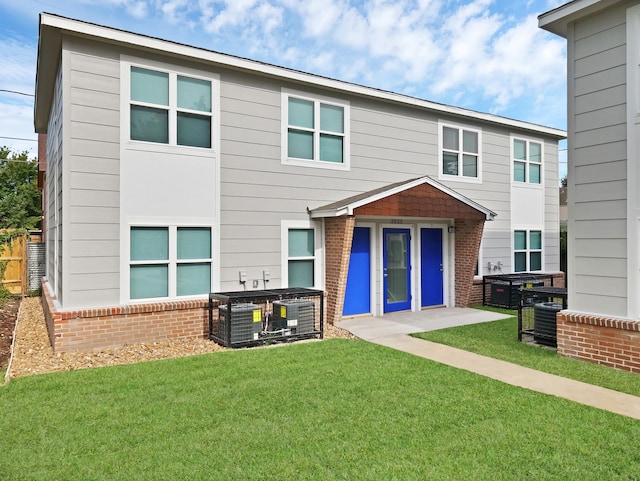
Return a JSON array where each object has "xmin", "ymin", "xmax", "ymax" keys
[
  {"xmin": 454, "ymin": 219, "xmax": 484, "ymax": 307},
  {"xmin": 324, "ymin": 216, "xmax": 356, "ymax": 325}
]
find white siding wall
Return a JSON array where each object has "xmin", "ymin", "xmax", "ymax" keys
[
  {"xmin": 568, "ymin": 5, "xmax": 628, "ymax": 316},
  {"xmin": 62, "ymin": 38, "xmax": 121, "ymax": 309}
]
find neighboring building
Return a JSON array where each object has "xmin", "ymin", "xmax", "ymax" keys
[
  {"xmin": 35, "ymin": 13, "xmax": 565, "ymax": 352},
  {"xmin": 540, "ymin": 0, "xmax": 640, "ymax": 372},
  {"xmin": 559, "ymin": 185, "xmax": 568, "ymax": 226}
]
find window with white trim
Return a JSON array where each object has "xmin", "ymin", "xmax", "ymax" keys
[
  {"xmin": 129, "ymin": 66, "xmax": 213, "ymax": 148},
  {"xmin": 513, "ymin": 138, "xmax": 542, "ymax": 184},
  {"xmin": 130, "ymin": 226, "xmax": 212, "ymax": 300},
  {"xmin": 287, "ymin": 228, "xmax": 316, "ymax": 287},
  {"xmin": 440, "ymin": 123, "xmax": 481, "ymax": 180},
  {"xmin": 282, "ymin": 90, "xmax": 349, "ymax": 169},
  {"xmin": 514, "ymin": 230, "xmax": 542, "ymax": 272}
]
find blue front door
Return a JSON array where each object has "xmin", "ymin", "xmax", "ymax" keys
[
  {"xmin": 420, "ymin": 228, "xmax": 444, "ymax": 307},
  {"xmin": 383, "ymin": 228, "xmax": 411, "ymax": 313},
  {"xmin": 343, "ymin": 227, "xmax": 371, "ymax": 316}
]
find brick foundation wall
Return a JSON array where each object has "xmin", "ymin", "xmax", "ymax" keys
[
  {"xmin": 324, "ymin": 216, "xmax": 356, "ymax": 326},
  {"xmin": 557, "ymin": 311, "xmax": 640, "ymax": 373},
  {"xmin": 41, "ymin": 280, "xmax": 209, "ymax": 353}
]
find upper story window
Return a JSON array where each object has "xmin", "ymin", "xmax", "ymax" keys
[
  {"xmin": 282, "ymin": 89, "xmax": 350, "ymax": 170},
  {"xmin": 439, "ymin": 122, "xmax": 481, "ymax": 182},
  {"xmin": 513, "ymin": 138, "xmax": 542, "ymax": 184},
  {"xmin": 129, "ymin": 66, "xmax": 213, "ymax": 149}
]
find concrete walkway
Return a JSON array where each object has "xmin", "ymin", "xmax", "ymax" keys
[{"xmin": 337, "ymin": 308, "xmax": 640, "ymax": 420}]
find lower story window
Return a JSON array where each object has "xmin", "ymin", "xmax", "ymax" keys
[
  {"xmin": 288, "ymin": 228, "xmax": 315, "ymax": 287},
  {"xmin": 130, "ymin": 226, "xmax": 212, "ymax": 300},
  {"xmin": 514, "ymin": 230, "xmax": 542, "ymax": 272}
]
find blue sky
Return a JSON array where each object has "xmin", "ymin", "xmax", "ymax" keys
[{"xmin": 0, "ymin": 0, "xmax": 567, "ymax": 176}]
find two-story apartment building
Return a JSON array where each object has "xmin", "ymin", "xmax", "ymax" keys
[{"xmin": 35, "ymin": 13, "xmax": 565, "ymax": 352}]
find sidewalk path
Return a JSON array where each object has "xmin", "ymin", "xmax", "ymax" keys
[{"xmin": 338, "ymin": 308, "xmax": 640, "ymax": 420}]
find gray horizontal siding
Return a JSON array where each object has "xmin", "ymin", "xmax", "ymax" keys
[
  {"xmin": 217, "ymin": 68, "xmax": 558, "ymax": 288},
  {"xmin": 572, "ymin": 238, "xmax": 626, "ymax": 257},
  {"xmin": 568, "ymin": 2, "xmax": 628, "ymax": 316},
  {"xmin": 63, "ymin": 38, "xmax": 121, "ymax": 309}
]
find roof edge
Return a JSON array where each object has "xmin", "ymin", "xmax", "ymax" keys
[
  {"xmin": 37, "ymin": 12, "xmax": 565, "ymax": 139},
  {"xmin": 309, "ymin": 176, "xmax": 497, "ymax": 221},
  {"xmin": 539, "ymin": 0, "xmax": 623, "ymax": 37}
]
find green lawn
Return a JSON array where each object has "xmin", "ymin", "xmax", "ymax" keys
[
  {"xmin": 413, "ymin": 311, "xmax": 640, "ymax": 397},
  {"xmin": 1, "ymin": 339, "xmax": 639, "ymax": 480}
]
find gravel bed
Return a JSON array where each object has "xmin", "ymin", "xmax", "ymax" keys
[{"xmin": 8, "ymin": 297, "xmax": 356, "ymax": 378}]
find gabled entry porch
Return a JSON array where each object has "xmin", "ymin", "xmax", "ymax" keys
[{"xmin": 308, "ymin": 176, "xmax": 496, "ymax": 326}]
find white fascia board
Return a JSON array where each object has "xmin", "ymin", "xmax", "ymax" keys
[
  {"xmin": 309, "ymin": 176, "xmax": 497, "ymax": 220},
  {"xmin": 40, "ymin": 13, "xmax": 565, "ymax": 139},
  {"xmin": 539, "ymin": 0, "xmax": 621, "ymax": 37}
]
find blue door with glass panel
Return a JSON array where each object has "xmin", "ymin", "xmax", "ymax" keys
[
  {"xmin": 383, "ymin": 228, "xmax": 411, "ymax": 313},
  {"xmin": 420, "ymin": 228, "xmax": 444, "ymax": 307},
  {"xmin": 343, "ymin": 227, "xmax": 371, "ymax": 316}
]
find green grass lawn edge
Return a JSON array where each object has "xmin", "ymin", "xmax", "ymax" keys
[
  {"xmin": 413, "ymin": 308, "xmax": 640, "ymax": 397},
  {"xmin": 1, "ymin": 339, "xmax": 639, "ymax": 480}
]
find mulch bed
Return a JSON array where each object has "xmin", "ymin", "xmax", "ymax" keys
[
  {"xmin": 4, "ymin": 297, "xmax": 357, "ymax": 379},
  {"xmin": 0, "ymin": 298, "xmax": 20, "ymax": 372}
]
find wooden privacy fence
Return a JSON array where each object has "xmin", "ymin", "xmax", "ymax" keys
[{"xmin": 0, "ymin": 230, "xmax": 28, "ymax": 296}]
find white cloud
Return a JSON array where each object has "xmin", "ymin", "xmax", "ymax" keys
[
  {"xmin": 255, "ymin": 3, "xmax": 283, "ymax": 33},
  {"xmin": 158, "ymin": 0, "xmax": 196, "ymax": 26},
  {"xmin": 99, "ymin": 0, "xmax": 149, "ymax": 18}
]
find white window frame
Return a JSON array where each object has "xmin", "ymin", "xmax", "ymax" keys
[
  {"xmin": 121, "ymin": 56, "xmax": 219, "ymax": 155},
  {"xmin": 127, "ymin": 224, "xmax": 214, "ymax": 302},
  {"xmin": 281, "ymin": 88, "xmax": 350, "ymax": 171},
  {"xmin": 281, "ymin": 220, "xmax": 324, "ymax": 288},
  {"xmin": 438, "ymin": 120, "xmax": 482, "ymax": 184},
  {"xmin": 513, "ymin": 229, "xmax": 543, "ymax": 273},
  {"xmin": 511, "ymin": 135, "xmax": 544, "ymax": 186}
]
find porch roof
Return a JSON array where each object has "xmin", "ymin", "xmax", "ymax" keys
[{"xmin": 308, "ymin": 176, "xmax": 497, "ymax": 221}]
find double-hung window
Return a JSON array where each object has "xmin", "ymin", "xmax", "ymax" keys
[
  {"xmin": 440, "ymin": 122, "xmax": 481, "ymax": 181},
  {"xmin": 287, "ymin": 228, "xmax": 315, "ymax": 288},
  {"xmin": 130, "ymin": 226, "xmax": 212, "ymax": 300},
  {"xmin": 130, "ymin": 66, "xmax": 213, "ymax": 148},
  {"xmin": 282, "ymin": 89, "xmax": 349, "ymax": 169},
  {"xmin": 513, "ymin": 138, "xmax": 542, "ymax": 184},
  {"xmin": 514, "ymin": 230, "xmax": 542, "ymax": 272}
]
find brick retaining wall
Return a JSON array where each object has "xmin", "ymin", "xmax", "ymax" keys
[
  {"xmin": 41, "ymin": 280, "xmax": 208, "ymax": 352},
  {"xmin": 557, "ymin": 311, "xmax": 640, "ymax": 373}
]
